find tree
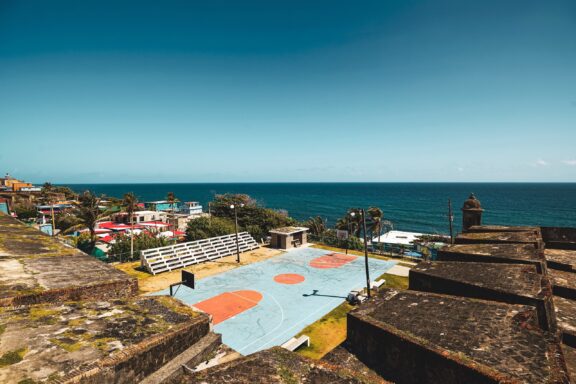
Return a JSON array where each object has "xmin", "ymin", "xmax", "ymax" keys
[
  {"xmin": 64, "ymin": 191, "xmax": 111, "ymax": 254},
  {"xmin": 208, "ymin": 194, "xmax": 296, "ymax": 241},
  {"xmin": 166, "ymin": 191, "xmax": 179, "ymax": 236},
  {"xmin": 122, "ymin": 192, "xmax": 139, "ymax": 260},
  {"xmin": 335, "ymin": 210, "xmax": 362, "ymax": 237},
  {"xmin": 367, "ymin": 207, "xmax": 384, "ymax": 246},
  {"xmin": 13, "ymin": 200, "xmax": 37, "ymax": 220},
  {"xmin": 185, "ymin": 216, "xmax": 236, "ymax": 241},
  {"xmin": 108, "ymin": 232, "xmax": 170, "ymax": 262},
  {"xmin": 304, "ymin": 216, "xmax": 327, "ymax": 236}
]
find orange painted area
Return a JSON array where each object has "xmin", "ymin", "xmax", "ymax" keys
[
  {"xmin": 274, "ymin": 273, "xmax": 305, "ymax": 285},
  {"xmin": 309, "ymin": 253, "xmax": 357, "ymax": 269},
  {"xmin": 193, "ymin": 290, "xmax": 263, "ymax": 325}
]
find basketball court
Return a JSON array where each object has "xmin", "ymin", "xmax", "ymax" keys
[{"xmin": 155, "ymin": 247, "xmax": 396, "ymax": 355}]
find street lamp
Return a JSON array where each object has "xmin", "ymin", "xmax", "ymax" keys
[
  {"xmin": 350, "ymin": 209, "xmax": 371, "ymax": 298},
  {"xmin": 230, "ymin": 203, "xmax": 245, "ymax": 263}
]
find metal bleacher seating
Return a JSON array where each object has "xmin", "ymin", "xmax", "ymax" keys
[{"xmin": 141, "ymin": 232, "xmax": 260, "ymax": 275}]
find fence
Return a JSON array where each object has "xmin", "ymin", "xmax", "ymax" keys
[{"xmin": 141, "ymin": 232, "xmax": 260, "ymax": 275}]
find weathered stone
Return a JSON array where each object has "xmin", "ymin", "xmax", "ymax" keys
[
  {"xmin": 455, "ymin": 231, "xmax": 542, "ymax": 249},
  {"xmin": 346, "ymin": 289, "xmax": 569, "ymax": 384},
  {"xmin": 409, "ymin": 261, "xmax": 556, "ymax": 331},
  {"xmin": 437, "ymin": 243, "xmax": 546, "ymax": 273},
  {"xmin": 186, "ymin": 346, "xmax": 391, "ymax": 383}
]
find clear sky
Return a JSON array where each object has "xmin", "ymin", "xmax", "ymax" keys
[{"xmin": 1, "ymin": 0, "xmax": 575, "ymax": 183}]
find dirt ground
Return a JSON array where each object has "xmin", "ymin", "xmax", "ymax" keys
[{"xmin": 113, "ymin": 246, "xmax": 283, "ymax": 294}]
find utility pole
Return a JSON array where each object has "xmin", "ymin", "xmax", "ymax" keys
[
  {"xmin": 361, "ymin": 209, "xmax": 371, "ymax": 298},
  {"xmin": 50, "ymin": 201, "xmax": 55, "ymax": 237},
  {"xmin": 351, "ymin": 209, "xmax": 371, "ymax": 298},
  {"xmin": 448, "ymin": 199, "xmax": 454, "ymax": 244},
  {"xmin": 231, "ymin": 203, "xmax": 244, "ymax": 263}
]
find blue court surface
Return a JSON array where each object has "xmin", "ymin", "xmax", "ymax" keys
[{"xmin": 156, "ymin": 247, "xmax": 396, "ymax": 355}]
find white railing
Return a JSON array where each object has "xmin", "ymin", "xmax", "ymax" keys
[{"xmin": 141, "ymin": 232, "xmax": 260, "ymax": 275}]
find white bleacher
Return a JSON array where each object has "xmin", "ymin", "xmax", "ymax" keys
[{"xmin": 141, "ymin": 232, "xmax": 260, "ymax": 275}]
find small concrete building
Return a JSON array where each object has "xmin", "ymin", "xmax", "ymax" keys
[{"xmin": 269, "ymin": 226, "xmax": 309, "ymax": 249}]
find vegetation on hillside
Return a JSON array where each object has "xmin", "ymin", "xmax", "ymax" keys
[{"xmin": 108, "ymin": 233, "xmax": 171, "ymax": 261}]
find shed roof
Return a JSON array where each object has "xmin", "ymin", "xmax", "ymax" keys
[{"xmin": 269, "ymin": 226, "xmax": 309, "ymax": 235}]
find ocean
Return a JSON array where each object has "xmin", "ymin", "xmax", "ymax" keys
[{"xmin": 65, "ymin": 183, "xmax": 576, "ymax": 235}]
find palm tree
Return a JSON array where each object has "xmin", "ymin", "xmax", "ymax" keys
[
  {"xmin": 64, "ymin": 191, "xmax": 111, "ymax": 254},
  {"xmin": 335, "ymin": 210, "xmax": 362, "ymax": 237},
  {"xmin": 304, "ymin": 216, "xmax": 327, "ymax": 237},
  {"xmin": 367, "ymin": 207, "xmax": 383, "ymax": 252},
  {"xmin": 122, "ymin": 192, "xmax": 138, "ymax": 260},
  {"xmin": 166, "ymin": 191, "xmax": 179, "ymax": 239}
]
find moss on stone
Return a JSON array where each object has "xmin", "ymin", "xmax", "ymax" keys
[
  {"xmin": 50, "ymin": 337, "xmax": 84, "ymax": 352},
  {"xmin": 29, "ymin": 307, "xmax": 59, "ymax": 323},
  {"xmin": 278, "ymin": 366, "xmax": 298, "ymax": 384},
  {"xmin": 0, "ymin": 347, "xmax": 27, "ymax": 367},
  {"xmin": 17, "ymin": 379, "xmax": 36, "ymax": 384}
]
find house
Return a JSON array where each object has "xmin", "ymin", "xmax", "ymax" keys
[
  {"xmin": 179, "ymin": 201, "xmax": 203, "ymax": 215},
  {"xmin": 371, "ymin": 230, "xmax": 448, "ymax": 257},
  {"xmin": 143, "ymin": 200, "xmax": 180, "ymax": 212},
  {"xmin": 111, "ymin": 210, "xmax": 167, "ymax": 224}
]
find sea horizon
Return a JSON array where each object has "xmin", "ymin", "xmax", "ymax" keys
[{"xmin": 60, "ymin": 182, "xmax": 576, "ymax": 235}]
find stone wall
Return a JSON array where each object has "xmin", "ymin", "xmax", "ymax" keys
[
  {"xmin": 408, "ymin": 268, "xmax": 557, "ymax": 332},
  {"xmin": 542, "ymin": 227, "xmax": 576, "ymax": 250},
  {"xmin": 346, "ymin": 313, "xmax": 504, "ymax": 384},
  {"xmin": 0, "ymin": 278, "xmax": 138, "ymax": 307},
  {"xmin": 59, "ymin": 314, "xmax": 211, "ymax": 384}
]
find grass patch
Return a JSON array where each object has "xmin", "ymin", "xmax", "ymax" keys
[
  {"xmin": 113, "ymin": 261, "xmax": 152, "ymax": 280},
  {"xmin": 375, "ymin": 273, "xmax": 409, "ymax": 290},
  {"xmin": 294, "ymin": 302, "xmax": 353, "ymax": 360},
  {"xmin": 0, "ymin": 323, "xmax": 6, "ymax": 336},
  {"xmin": 0, "ymin": 347, "xmax": 27, "ymax": 367}
]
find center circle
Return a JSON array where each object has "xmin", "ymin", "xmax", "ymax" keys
[{"xmin": 274, "ymin": 273, "xmax": 305, "ymax": 285}]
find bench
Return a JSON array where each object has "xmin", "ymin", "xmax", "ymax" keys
[{"xmin": 281, "ymin": 335, "xmax": 310, "ymax": 351}]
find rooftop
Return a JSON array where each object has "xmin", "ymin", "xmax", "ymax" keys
[
  {"xmin": 554, "ymin": 296, "xmax": 576, "ymax": 337},
  {"xmin": 269, "ymin": 226, "xmax": 309, "ymax": 235},
  {"xmin": 0, "ymin": 214, "xmax": 136, "ymax": 306},
  {"xmin": 410, "ymin": 261, "xmax": 544, "ymax": 300},
  {"xmin": 468, "ymin": 225, "xmax": 542, "ymax": 235},
  {"xmin": 437, "ymin": 243, "xmax": 544, "ymax": 270},
  {"xmin": 371, "ymin": 230, "xmax": 424, "ymax": 245},
  {"xmin": 0, "ymin": 296, "xmax": 204, "ymax": 383},
  {"xmin": 455, "ymin": 231, "xmax": 542, "ymax": 247},
  {"xmin": 350, "ymin": 289, "xmax": 567, "ymax": 383},
  {"xmin": 186, "ymin": 346, "xmax": 390, "ymax": 384},
  {"xmin": 545, "ymin": 248, "xmax": 576, "ymax": 272}
]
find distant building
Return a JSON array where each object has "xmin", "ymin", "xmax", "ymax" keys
[
  {"xmin": 143, "ymin": 200, "xmax": 179, "ymax": 212},
  {"xmin": 111, "ymin": 210, "xmax": 167, "ymax": 224},
  {"xmin": 0, "ymin": 172, "xmax": 39, "ymax": 192},
  {"xmin": 143, "ymin": 200, "xmax": 204, "ymax": 215}
]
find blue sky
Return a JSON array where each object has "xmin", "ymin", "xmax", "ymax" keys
[{"xmin": 1, "ymin": 0, "xmax": 575, "ymax": 183}]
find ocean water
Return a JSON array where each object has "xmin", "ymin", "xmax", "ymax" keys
[{"xmin": 65, "ymin": 183, "xmax": 576, "ymax": 234}]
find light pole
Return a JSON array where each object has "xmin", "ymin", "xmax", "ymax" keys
[
  {"xmin": 230, "ymin": 203, "xmax": 244, "ymax": 263},
  {"xmin": 350, "ymin": 209, "xmax": 371, "ymax": 298}
]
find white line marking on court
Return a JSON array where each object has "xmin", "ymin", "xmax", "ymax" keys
[
  {"xmin": 253, "ymin": 298, "xmax": 339, "ymax": 352},
  {"xmin": 237, "ymin": 290, "xmax": 285, "ymax": 354}
]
